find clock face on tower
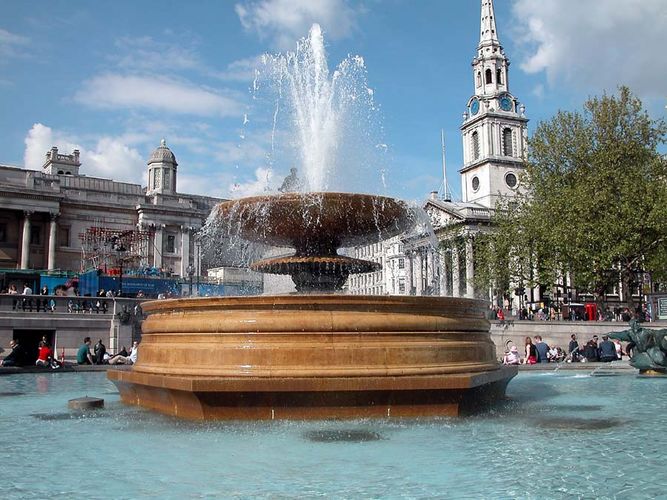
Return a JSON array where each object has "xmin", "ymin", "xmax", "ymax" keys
[
  {"xmin": 470, "ymin": 98, "xmax": 480, "ymax": 115},
  {"xmin": 499, "ymin": 95, "xmax": 513, "ymax": 112}
]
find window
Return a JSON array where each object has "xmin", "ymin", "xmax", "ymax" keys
[
  {"xmin": 503, "ymin": 128, "xmax": 514, "ymax": 156},
  {"xmin": 58, "ymin": 226, "xmax": 70, "ymax": 247},
  {"xmin": 398, "ymin": 258, "xmax": 405, "ymax": 269},
  {"xmin": 485, "ymin": 68, "xmax": 492, "ymax": 84},
  {"xmin": 164, "ymin": 170, "xmax": 171, "ymax": 191},
  {"xmin": 476, "ymin": 71, "xmax": 481, "ymax": 87},
  {"xmin": 166, "ymin": 234, "xmax": 176, "ymax": 253},
  {"xmin": 472, "ymin": 131, "xmax": 480, "ymax": 160},
  {"xmin": 472, "ymin": 176, "xmax": 480, "ymax": 191},
  {"xmin": 398, "ymin": 279, "xmax": 406, "ymax": 294},
  {"xmin": 30, "ymin": 225, "xmax": 41, "ymax": 245},
  {"xmin": 505, "ymin": 172, "xmax": 518, "ymax": 188},
  {"xmin": 496, "ymin": 68, "xmax": 503, "ymax": 85},
  {"xmin": 154, "ymin": 169, "xmax": 162, "ymax": 190},
  {"xmin": 0, "ymin": 222, "xmax": 6, "ymax": 243}
]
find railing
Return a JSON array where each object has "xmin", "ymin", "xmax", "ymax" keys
[{"xmin": 0, "ymin": 294, "xmax": 150, "ymax": 315}]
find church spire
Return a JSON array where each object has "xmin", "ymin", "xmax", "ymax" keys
[{"xmin": 479, "ymin": 0, "xmax": 500, "ymax": 48}]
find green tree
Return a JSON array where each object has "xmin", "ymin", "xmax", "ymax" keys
[{"xmin": 475, "ymin": 87, "xmax": 667, "ymax": 309}]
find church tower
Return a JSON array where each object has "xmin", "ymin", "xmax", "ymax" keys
[
  {"xmin": 147, "ymin": 139, "xmax": 178, "ymax": 196},
  {"xmin": 460, "ymin": 0, "xmax": 528, "ymax": 208}
]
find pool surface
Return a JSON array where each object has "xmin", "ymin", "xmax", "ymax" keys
[{"xmin": 1, "ymin": 371, "xmax": 666, "ymax": 499}]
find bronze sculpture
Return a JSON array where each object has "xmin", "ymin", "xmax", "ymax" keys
[{"xmin": 609, "ymin": 320, "xmax": 667, "ymax": 374}]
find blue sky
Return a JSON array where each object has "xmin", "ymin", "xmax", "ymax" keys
[{"xmin": 1, "ymin": 0, "xmax": 665, "ymax": 202}]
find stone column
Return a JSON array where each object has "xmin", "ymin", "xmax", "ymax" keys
[
  {"xmin": 404, "ymin": 253, "xmax": 413, "ymax": 295},
  {"xmin": 439, "ymin": 250, "xmax": 450, "ymax": 297},
  {"xmin": 153, "ymin": 225, "xmax": 164, "ymax": 269},
  {"xmin": 465, "ymin": 238, "xmax": 475, "ymax": 298},
  {"xmin": 180, "ymin": 226, "xmax": 191, "ymax": 277},
  {"xmin": 47, "ymin": 213, "xmax": 58, "ymax": 270},
  {"xmin": 414, "ymin": 250, "xmax": 424, "ymax": 296},
  {"xmin": 20, "ymin": 211, "xmax": 32, "ymax": 269},
  {"xmin": 451, "ymin": 244, "xmax": 460, "ymax": 298}
]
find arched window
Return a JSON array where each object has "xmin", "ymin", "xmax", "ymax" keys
[
  {"xmin": 472, "ymin": 131, "xmax": 480, "ymax": 160},
  {"xmin": 503, "ymin": 128, "xmax": 513, "ymax": 156},
  {"xmin": 485, "ymin": 68, "xmax": 492, "ymax": 84},
  {"xmin": 496, "ymin": 68, "xmax": 503, "ymax": 85},
  {"xmin": 476, "ymin": 71, "xmax": 481, "ymax": 87}
]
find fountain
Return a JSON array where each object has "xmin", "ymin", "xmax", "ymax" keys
[{"xmin": 108, "ymin": 25, "xmax": 517, "ymax": 419}]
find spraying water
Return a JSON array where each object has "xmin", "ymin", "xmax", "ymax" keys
[{"xmin": 254, "ymin": 24, "xmax": 383, "ymax": 193}]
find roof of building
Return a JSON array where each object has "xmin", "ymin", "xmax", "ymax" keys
[{"xmin": 148, "ymin": 139, "xmax": 178, "ymax": 166}]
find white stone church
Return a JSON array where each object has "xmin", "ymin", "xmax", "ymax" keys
[{"xmin": 348, "ymin": 0, "xmax": 528, "ymax": 301}]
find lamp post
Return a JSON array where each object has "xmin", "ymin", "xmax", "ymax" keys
[
  {"xmin": 110, "ymin": 236, "xmax": 127, "ymax": 296},
  {"xmin": 187, "ymin": 264, "xmax": 194, "ymax": 297}
]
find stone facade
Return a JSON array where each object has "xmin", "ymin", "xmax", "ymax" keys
[{"xmin": 0, "ymin": 141, "xmax": 224, "ymax": 277}]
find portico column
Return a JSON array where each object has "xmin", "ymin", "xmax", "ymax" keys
[
  {"xmin": 414, "ymin": 250, "xmax": 424, "ymax": 296},
  {"xmin": 20, "ymin": 211, "xmax": 32, "ymax": 269},
  {"xmin": 405, "ymin": 252, "xmax": 413, "ymax": 295},
  {"xmin": 439, "ymin": 250, "xmax": 450, "ymax": 297},
  {"xmin": 465, "ymin": 237, "xmax": 475, "ymax": 298},
  {"xmin": 451, "ymin": 244, "xmax": 460, "ymax": 298},
  {"xmin": 47, "ymin": 213, "xmax": 58, "ymax": 270},
  {"xmin": 180, "ymin": 226, "xmax": 191, "ymax": 277},
  {"xmin": 153, "ymin": 225, "xmax": 164, "ymax": 269}
]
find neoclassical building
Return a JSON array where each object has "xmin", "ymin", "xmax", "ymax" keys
[
  {"xmin": 348, "ymin": 0, "xmax": 527, "ymax": 299},
  {"xmin": 0, "ymin": 140, "xmax": 223, "ymax": 278}
]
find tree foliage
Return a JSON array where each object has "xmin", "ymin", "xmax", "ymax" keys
[{"xmin": 475, "ymin": 87, "xmax": 667, "ymax": 306}]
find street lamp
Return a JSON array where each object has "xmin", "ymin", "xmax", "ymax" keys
[
  {"xmin": 187, "ymin": 264, "xmax": 194, "ymax": 297},
  {"xmin": 110, "ymin": 236, "xmax": 127, "ymax": 296}
]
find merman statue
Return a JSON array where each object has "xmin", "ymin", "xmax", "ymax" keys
[{"xmin": 608, "ymin": 319, "xmax": 667, "ymax": 374}]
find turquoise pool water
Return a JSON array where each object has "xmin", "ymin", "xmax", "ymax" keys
[{"xmin": 1, "ymin": 371, "xmax": 665, "ymax": 499}]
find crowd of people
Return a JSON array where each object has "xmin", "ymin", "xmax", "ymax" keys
[
  {"xmin": 503, "ymin": 334, "xmax": 625, "ymax": 365},
  {"xmin": 76, "ymin": 337, "xmax": 139, "ymax": 366},
  {"xmin": 490, "ymin": 303, "xmax": 652, "ymax": 323},
  {"xmin": 0, "ymin": 336, "xmax": 139, "ymax": 368}
]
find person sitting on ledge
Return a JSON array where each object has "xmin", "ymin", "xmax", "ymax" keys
[
  {"xmin": 523, "ymin": 336, "xmax": 537, "ymax": 364},
  {"xmin": 108, "ymin": 341, "xmax": 139, "ymax": 365},
  {"xmin": 0, "ymin": 339, "xmax": 27, "ymax": 367},
  {"xmin": 93, "ymin": 339, "xmax": 106, "ymax": 365},
  {"xmin": 598, "ymin": 335, "xmax": 618, "ymax": 362},
  {"xmin": 503, "ymin": 345, "xmax": 521, "ymax": 365},
  {"xmin": 76, "ymin": 337, "xmax": 94, "ymax": 365},
  {"xmin": 35, "ymin": 341, "xmax": 53, "ymax": 367}
]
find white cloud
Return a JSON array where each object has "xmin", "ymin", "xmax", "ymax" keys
[
  {"xmin": 0, "ymin": 27, "xmax": 29, "ymax": 60},
  {"xmin": 74, "ymin": 74, "xmax": 244, "ymax": 117},
  {"xmin": 229, "ymin": 167, "xmax": 273, "ymax": 197},
  {"xmin": 235, "ymin": 0, "xmax": 361, "ymax": 49},
  {"xmin": 216, "ymin": 55, "xmax": 264, "ymax": 82},
  {"xmin": 24, "ymin": 123, "xmax": 145, "ymax": 184},
  {"xmin": 112, "ymin": 36, "xmax": 203, "ymax": 73},
  {"xmin": 511, "ymin": 0, "xmax": 667, "ymax": 98}
]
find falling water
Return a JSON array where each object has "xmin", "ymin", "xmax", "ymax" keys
[{"xmin": 255, "ymin": 24, "xmax": 383, "ymax": 193}]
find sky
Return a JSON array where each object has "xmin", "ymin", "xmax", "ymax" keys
[{"xmin": 1, "ymin": 0, "xmax": 666, "ymax": 203}]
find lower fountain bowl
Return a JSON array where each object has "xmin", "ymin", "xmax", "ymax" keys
[{"xmin": 108, "ymin": 295, "xmax": 517, "ymax": 419}]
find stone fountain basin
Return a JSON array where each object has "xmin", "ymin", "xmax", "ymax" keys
[
  {"xmin": 108, "ymin": 295, "xmax": 517, "ymax": 419},
  {"xmin": 215, "ymin": 192, "xmax": 413, "ymax": 252}
]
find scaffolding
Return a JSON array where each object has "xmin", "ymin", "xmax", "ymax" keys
[{"xmin": 79, "ymin": 226, "xmax": 153, "ymax": 273}]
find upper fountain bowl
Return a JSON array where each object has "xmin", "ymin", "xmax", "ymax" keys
[{"xmin": 215, "ymin": 192, "xmax": 413, "ymax": 255}]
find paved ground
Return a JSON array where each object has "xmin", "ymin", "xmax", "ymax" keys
[{"xmin": 1, "ymin": 361, "xmax": 637, "ymax": 376}]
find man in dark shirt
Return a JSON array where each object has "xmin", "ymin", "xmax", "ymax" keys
[
  {"xmin": 568, "ymin": 334, "xmax": 579, "ymax": 360},
  {"xmin": 598, "ymin": 335, "xmax": 618, "ymax": 362},
  {"xmin": 534, "ymin": 335, "xmax": 550, "ymax": 363},
  {"xmin": 0, "ymin": 339, "xmax": 27, "ymax": 367}
]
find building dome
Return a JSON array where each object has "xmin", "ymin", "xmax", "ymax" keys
[{"xmin": 148, "ymin": 139, "xmax": 178, "ymax": 166}]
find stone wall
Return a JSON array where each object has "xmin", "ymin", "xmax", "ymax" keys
[{"xmin": 490, "ymin": 320, "xmax": 667, "ymax": 359}]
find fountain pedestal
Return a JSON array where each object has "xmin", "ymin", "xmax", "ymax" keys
[{"xmin": 109, "ymin": 295, "xmax": 516, "ymax": 419}]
